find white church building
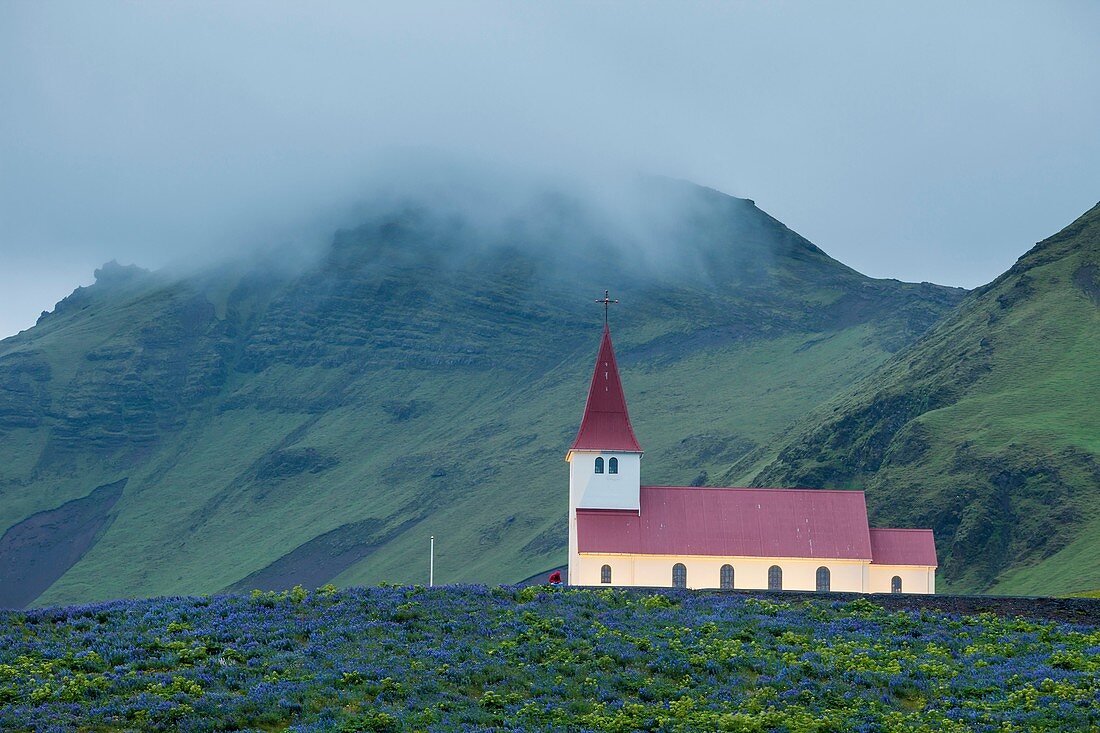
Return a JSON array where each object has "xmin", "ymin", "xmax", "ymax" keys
[{"xmin": 566, "ymin": 322, "xmax": 937, "ymax": 594}]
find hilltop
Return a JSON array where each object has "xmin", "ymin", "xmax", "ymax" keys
[
  {"xmin": 0, "ymin": 176, "xmax": 963, "ymax": 607},
  {"xmin": 749, "ymin": 202, "xmax": 1100, "ymax": 595}
]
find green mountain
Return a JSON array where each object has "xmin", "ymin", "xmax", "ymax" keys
[
  {"xmin": 0, "ymin": 178, "xmax": 966, "ymax": 607},
  {"xmin": 749, "ymin": 202, "xmax": 1100, "ymax": 595}
]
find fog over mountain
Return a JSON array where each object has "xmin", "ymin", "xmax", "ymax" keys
[{"xmin": 2, "ymin": 1, "xmax": 1100, "ymax": 338}]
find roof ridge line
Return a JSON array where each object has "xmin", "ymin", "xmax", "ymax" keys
[{"xmin": 642, "ymin": 485, "xmax": 866, "ymax": 495}]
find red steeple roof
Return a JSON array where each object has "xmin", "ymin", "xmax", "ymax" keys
[{"xmin": 570, "ymin": 325, "xmax": 643, "ymax": 453}]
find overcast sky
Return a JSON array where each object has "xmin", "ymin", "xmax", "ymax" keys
[{"xmin": 2, "ymin": 1, "xmax": 1099, "ymax": 338}]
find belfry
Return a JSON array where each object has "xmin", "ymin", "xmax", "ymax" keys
[{"xmin": 566, "ymin": 295, "xmax": 938, "ymax": 593}]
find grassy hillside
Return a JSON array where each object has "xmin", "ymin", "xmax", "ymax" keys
[
  {"xmin": 0, "ymin": 179, "xmax": 965, "ymax": 607},
  {"xmin": 750, "ymin": 202, "xmax": 1100, "ymax": 595},
  {"xmin": 3, "ymin": 586, "xmax": 1099, "ymax": 731}
]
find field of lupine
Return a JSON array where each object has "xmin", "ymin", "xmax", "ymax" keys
[{"xmin": 2, "ymin": 585, "xmax": 1099, "ymax": 732}]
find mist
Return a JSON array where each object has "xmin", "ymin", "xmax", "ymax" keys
[{"xmin": 2, "ymin": 1, "xmax": 1099, "ymax": 338}]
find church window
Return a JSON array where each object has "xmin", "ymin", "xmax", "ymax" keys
[
  {"xmin": 891, "ymin": 576, "xmax": 902, "ymax": 594},
  {"xmin": 816, "ymin": 566, "xmax": 830, "ymax": 592},
  {"xmin": 672, "ymin": 563, "xmax": 687, "ymax": 588},
  {"xmin": 768, "ymin": 565, "xmax": 783, "ymax": 591},
  {"xmin": 601, "ymin": 565, "xmax": 611, "ymax": 584},
  {"xmin": 720, "ymin": 564, "xmax": 734, "ymax": 589},
  {"xmin": 594, "ymin": 457, "xmax": 604, "ymax": 474},
  {"xmin": 608, "ymin": 457, "xmax": 618, "ymax": 474}
]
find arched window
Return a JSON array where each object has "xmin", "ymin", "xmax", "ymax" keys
[
  {"xmin": 601, "ymin": 565, "xmax": 611, "ymax": 584},
  {"xmin": 672, "ymin": 563, "xmax": 687, "ymax": 589},
  {"xmin": 816, "ymin": 566, "xmax": 830, "ymax": 592},
  {"xmin": 768, "ymin": 565, "xmax": 783, "ymax": 591},
  {"xmin": 720, "ymin": 564, "xmax": 734, "ymax": 590},
  {"xmin": 891, "ymin": 576, "xmax": 902, "ymax": 594},
  {"xmin": 608, "ymin": 457, "xmax": 618, "ymax": 474},
  {"xmin": 594, "ymin": 457, "xmax": 604, "ymax": 474}
]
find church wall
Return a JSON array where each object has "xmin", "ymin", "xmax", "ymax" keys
[
  {"xmin": 575, "ymin": 553, "xmax": 874, "ymax": 593},
  {"xmin": 868, "ymin": 565, "xmax": 936, "ymax": 594}
]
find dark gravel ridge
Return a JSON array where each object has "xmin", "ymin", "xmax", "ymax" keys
[
  {"xmin": 670, "ymin": 588, "xmax": 1100, "ymax": 626},
  {"xmin": 518, "ymin": 570, "xmax": 1100, "ymax": 626}
]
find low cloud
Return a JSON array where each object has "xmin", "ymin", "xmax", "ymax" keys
[{"xmin": 2, "ymin": 1, "xmax": 1099, "ymax": 337}]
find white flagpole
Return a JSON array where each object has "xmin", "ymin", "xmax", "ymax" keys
[{"xmin": 429, "ymin": 535, "xmax": 435, "ymax": 587}]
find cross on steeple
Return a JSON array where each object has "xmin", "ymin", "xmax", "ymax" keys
[{"xmin": 595, "ymin": 290, "xmax": 619, "ymax": 326}]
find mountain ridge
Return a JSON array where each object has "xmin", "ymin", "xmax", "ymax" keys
[{"xmin": 1, "ymin": 178, "xmax": 969, "ymax": 606}]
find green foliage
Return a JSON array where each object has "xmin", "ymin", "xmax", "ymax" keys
[
  {"xmin": 478, "ymin": 689, "xmax": 505, "ymax": 709},
  {"xmin": 743, "ymin": 597, "xmax": 788, "ymax": 615},
  {"xmin": 843, "ymin": 597, "xmax": 885, "ymax": 618},
  {"xmin": 58, "ymin": 672, "xmax": 110, "ymax": 702},
  {"xmin": 249, "ymin": 586, "xmax": 309, "ymax": 607},
  {"xmin": 640, "ymin": 593, "xmax": 678, "ymax": 610},
  {"xmin": 146, "ymin": 676, "xmax": 203, "ymax": 698},
  {"xmin": 339, "ymin": 710, "xmax": 400, "ymax": 732},
  {"xmin": 391, "ymin": 602, "xmax": 420, "ymax": 622},
  {"xmin": 1049, "ymin": 649, "xmax": 1100, "ymax": 672},
  {"xmin": 516, "ymin": 586, "xmax": 545, "ymax": 604}
]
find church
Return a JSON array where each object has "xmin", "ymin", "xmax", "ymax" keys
[{"xmin": 566, "ymin": 319, "xmax": 937, "ymax": 594}]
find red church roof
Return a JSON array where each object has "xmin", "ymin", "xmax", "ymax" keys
[
  {"xmin": 869, "ymin": 528, "xmax": 938, "ymax": 567},
  {"xmin": 569, "ymin": 325, "xmax": 643, "ymax": 453},
  {"xmin": 576, "ymin": 486, "xmax": 873, "ymax": 560}
]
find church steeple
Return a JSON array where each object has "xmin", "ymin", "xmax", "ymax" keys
[
  {"xmin": 570, "ymin": 324, "xmax": 643, "ymax": 454},
  {"xmin": 567, "ymin": 314, "xmax": 644, "ymax": 583}
]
